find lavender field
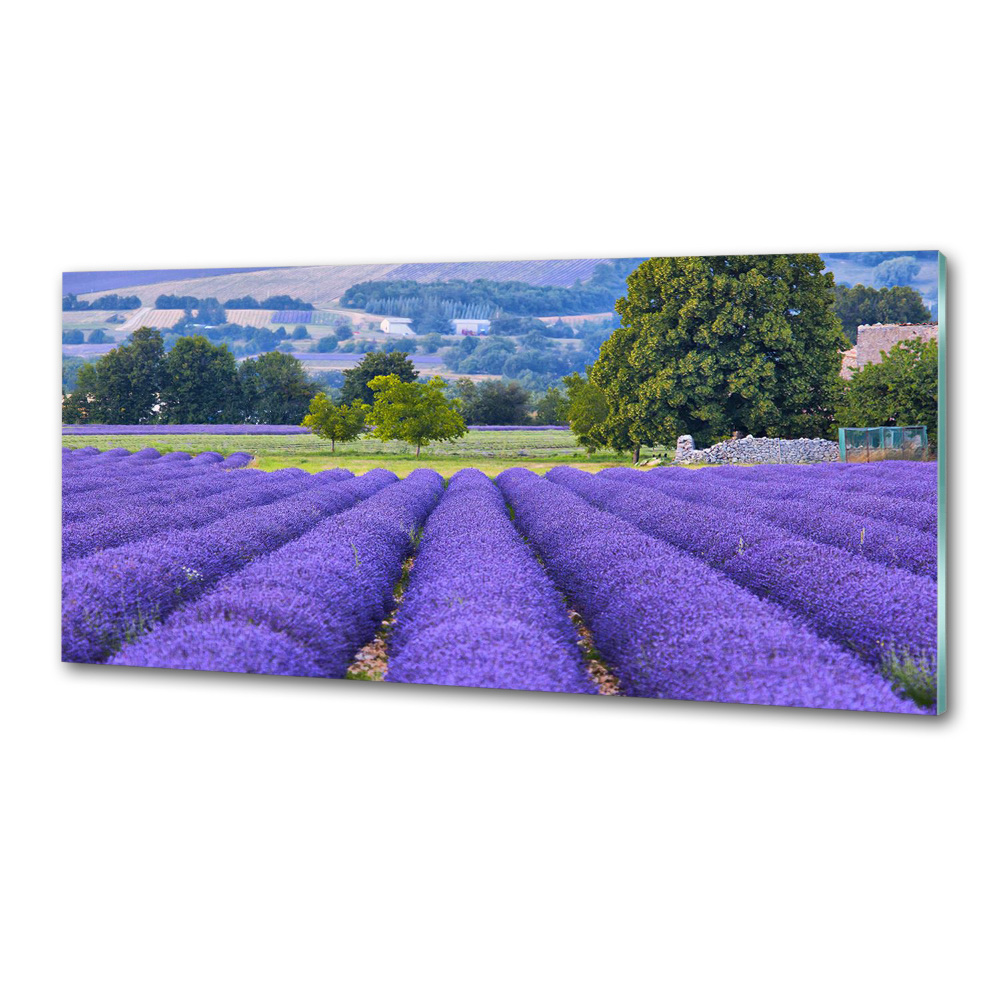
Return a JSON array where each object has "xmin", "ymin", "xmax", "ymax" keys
[{"xmin": 62, "ymin": 447, "xmax": 939, "ymax": 713}]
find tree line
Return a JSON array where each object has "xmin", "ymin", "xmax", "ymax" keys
[
  {"xmin": 834, "ymin": 283, "xmax": 930, "ymax": 343},
  {"xmin": 155, "ymin": 294, "xmax": 314, "ymax": 311},
  {"xmin": 62, "ymin": 328, "xmax": 317, "ymax": 425},
  {"xmin": 340, "ymin": 263, "xmax": 645, "ymax": 321},
  {"xmin": 63, "ymin": 293, "xmax": 141, "ymax": 311}
]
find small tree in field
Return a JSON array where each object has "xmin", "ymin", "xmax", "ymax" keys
[
  {"xmin": 301, "ymin": 393, "xmax": 368, "ymax": 452},
  {"xmin": 367, "ymin": 374, "xmax": 466, "ymax": 456}
]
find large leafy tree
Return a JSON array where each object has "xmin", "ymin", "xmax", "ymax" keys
[
  {"xmin": 62, "ymin": 326, "xmax": 165, "ymax": 424},
  {"xmin": 591, "ymin": 255, "xmax": 847, "ymax": 461},
  {"xmin": 301, "ymin": 393, "xmax": 368, "ymax": 452},
  {"xmin": 237, "ymin": 351, "xmax": 316, "ymax": 424},
  {"xmin": 836, "ymin": 338, "xmax": 939, "ymax": 447},
  {"xmin": 340, "ymin": 351, "xmax": 418, "ymax": 406},
  {"xmin": 160, "ymin": 336, "xmax": 239, "ymax": 423},
  {"xmin": 834, "ymin": 283, "xmax": 931, "ymax": 343},
  {"xmin": 367, "ymin": 374, "xmax": 466, "ymax": 456}
]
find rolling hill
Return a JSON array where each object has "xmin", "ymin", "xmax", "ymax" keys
[{"xmin": 66, "ymin": 259, "xmax": 623, "ymax": 308}]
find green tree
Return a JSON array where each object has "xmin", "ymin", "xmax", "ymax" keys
[
  {"xmin": 62, "ymin": 327, "xmax": 165, "ymax": 424},
  {"xmin": 62, "ymin": 329, "xmax": 85, "ymax": 345},
  {"xmin": 301, "ymin": 393, "xmax": 369, "ymax": 452},
  {"xmin": 340, "ymin": 350, "xmax": 418, "ymax": 407},
  {"xmin": 315, "ymin": 335, "xmax": 340, "ymax": 353},
  {"xmin": 563, "ymin": 370, "xmax": 609, "ymax": 454},
  {"xmin": 534, "ymin": 384, "xmax": 570, "ymax": 424},
  {"xmin": 456, "ymin": 378, "xmax": 531, "ymax": 424},
  {"xmin": 237, "ymin": 351, "xmax": 316, "ymax": 423},
  {"xmin": 87, "ymin": 328, "xmax": 112, "ymax": 344},
  {"xmin": 834, "ymin": 283, "xmax": 931, "ymax": 343},
  {"xmin": 367, "ymin": 374, "xmax": 466, "ymax": 456},
  {"xmin": 592, "ymin": 255, "xmax": 847, "ymax": 462},
  {"xmin": 836, "ymin": 338, "xmax": 939, "ymax": 447},
  {"xmin": 160, "ymin": 336, "xmax": 239, "ymax": 424}
]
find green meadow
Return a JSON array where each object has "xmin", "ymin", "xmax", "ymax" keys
[{"xmin": 62, "ymin": 429, "xmax": 650, "ymax": 477}]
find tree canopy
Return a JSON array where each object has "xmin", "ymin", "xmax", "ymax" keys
[
  {"xmin": 236, "ymin": 351, "xmax": 316, "ymax": 424},
  {"xmin": 590, "ymin": 255, "xmax": 848, "ymax": 460},
  {"xmin": 367, "ymin": 374, "xmax": 466, "ymax": 456},
  {"xmin": 301, "ymin": 393, "xmax": 368, "ymax": 452},
  {"xmin": 834, "ymin": 283, "xmax": 932, "ymax": 343},
  {"xmin": 62, "ymin": 327, "xmax": 165, "ymax": 424},
  {"xmin": 160, "ymin": 335, "xmax": 239, "ymax": 423},
  {"xmin": 563, "ymin": 370, "xmax": 609, "ymax": 454},
  {"xmin": 61, "ymin": 332, "xmax": 319, "ymax": 425},
  {"xmin": 456, "ymin": 378, "xmax": 531, "ymax": 425},
  {"xmin": 340, "ymin": 351, "xmax": 418, "ymax": 406},
  {"xmin": 836, "ymin": 337, "xmax": 939, "ymax": 447}
]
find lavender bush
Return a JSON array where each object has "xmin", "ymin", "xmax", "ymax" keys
[{"xmin": 388, "ymin": 469, "xmax": 596, "ymax": 694}]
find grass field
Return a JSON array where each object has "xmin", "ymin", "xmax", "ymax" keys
[{"xmin": 62, "ymin": 430, "xmax": 650, "ymax": 476}]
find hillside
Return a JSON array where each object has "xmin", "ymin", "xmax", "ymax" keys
[{"xmin": 67, "ymin": 259, "xmax": 621, "ymax": 308}]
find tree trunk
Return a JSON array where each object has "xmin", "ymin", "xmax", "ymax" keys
[
  {"xmin": 415, "ymin": 443, "xmax": 421, "ymax": 457},
  {"xmin": 632, "ymin": 444, "xmax": 640, "ymax": 464},
  {"xmin": 331, "ymin": 438, "xmax": 336, "ymax": 453}
]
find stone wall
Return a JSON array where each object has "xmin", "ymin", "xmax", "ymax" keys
[
  {"xmin": 673, "ymin": 434, "xmax": 839, "ymax": 465},
  {"xmin": 853, "ymin": 323, "xmax": 938, "ymax": 371}
]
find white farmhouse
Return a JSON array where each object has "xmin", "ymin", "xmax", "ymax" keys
[
  {"xmin": 451, "ymin": 318, "xmax": 491, "ymax": 336},
  {"xmin": 380, "ymin": 317, "xmax": 416, "ymax": 336}
]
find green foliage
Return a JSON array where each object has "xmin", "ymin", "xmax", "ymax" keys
[
  {"xmin": 315, "ymin": 335, "xmax": 341, "ymax": 353},
  {"xmin": 236, "ymin": 351, "xmax": 316, "ymax": 424},
  {"xmin": 62, "ymin": 327, "xmax": 165, "ymax": 424},
  {"xmin": 301, "ymin": 393, "xmax": 368, "ymax": 452},
  {"xmin": 341, "ymin": 262, "xmax": 646, "ymax": 319},
  {"xmin": 836, "ymin": 337, "xmax": 938, "ymax": 446},
  {"xmin": 456, "ymin": 379, "xmax": 531, "ymax": 425},
  {"xmin": 62, "ymin": 355, "xmax": 86, "ymax": 393},
  {"xmin": 563, "ymin": 370, "xmax": 609, "ymax": 454},
  {"xmin": 881, "ymin": 645, "xmax": 937, "ymax": 708},
  {"xmin": 62, "ymin": 329, "xmax": 85, "ymax": 345},
  {"xmin": 87, "ymin": 328, "xmax": 112, "ymax": 344},
  {"xmin": 834, "ymin": 283, "xmax": 931, "ymax": 343},
  {"xmin": 534, "ymin": 385, "xmax": 570, "ymax": 424},
  {"xmin": 341, "ymin": 350, "xmax": 418, "ymax": 407},
  {"xmin": 591, "ymin": 255, "xmax": 847, "ymax": 460},
  {"xmin": 367, "ymin": 374, "xmax": 467, "ymax": 456},
  {"xmin": 160, "ymin": 335, "xmax": 240, "ymax": 423},
  {"xmin": 63, "ymin": 293, "xmax": 140, "ymax": 311},
  {"xmin": 292, "ymin": 325, "xmax": 309, "ymax": 339}
]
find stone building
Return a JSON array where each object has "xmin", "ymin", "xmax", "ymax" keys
[{"xmin": 841, "ymin": 322, "xmax": 938, "ymax": 378}]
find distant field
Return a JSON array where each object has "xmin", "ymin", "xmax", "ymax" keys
[
  {"xmin": 118, "ymin": 308, "xmax": 184, "ymax": 332},
  {"xmin": 62, "ymin": 430, "xmax": 637, "ymax": 476},
  {"xmin": 225, "ymin": 309, "xmax": 273, "ymax": 327},
  {"xmin": 62, "ymin": 310, "xmax": 125, "ymax": 331},
  {"xmin": 71, "ymin": 259, "xmax": 622, "ymax": 308}
]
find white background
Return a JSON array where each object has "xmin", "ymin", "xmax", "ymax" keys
[{"xmin": 3, "ymin": 2, "xmax": 997, "ymax": 998}]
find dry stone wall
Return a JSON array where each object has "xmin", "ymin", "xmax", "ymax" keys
[
  {"xmin": 854, "ymin": 323, "xmax": 938, "ymax": 370},
  {"xmin": 673, "ymin": 434, "xmax": 839, "ymax": 465}
]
